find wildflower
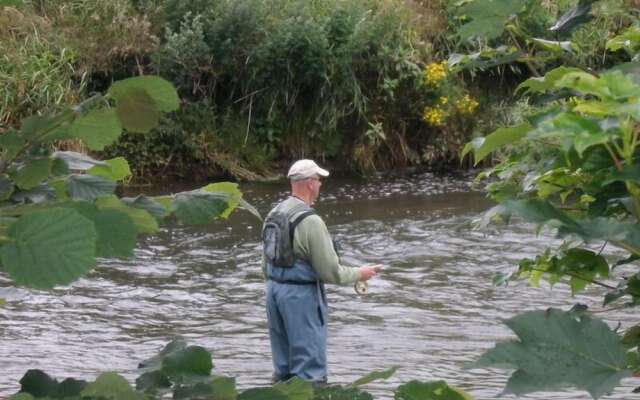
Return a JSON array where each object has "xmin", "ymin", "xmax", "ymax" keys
[
  {"xmin": 456, "ymin": 94, "xmax": 479, "ymax": 115},
  {"xmin": 438, "ymin": 96, "xmax": 448, "ymax": 105},
  {"xmin": 424, "ymin": 61, "xmax": 448, "ymax": 86},
  {"xmin": 422, "ymin": 106, "xmax": 446, "ymax": 126}
]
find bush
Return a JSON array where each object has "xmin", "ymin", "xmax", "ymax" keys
[{"xmin": 152, "ymin": 0, "xmax": 449, "ymax": 173}]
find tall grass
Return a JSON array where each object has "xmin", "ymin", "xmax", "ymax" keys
[{"xmin": 0, "ymin": 6, "xmax": 85, "ymax": 129}]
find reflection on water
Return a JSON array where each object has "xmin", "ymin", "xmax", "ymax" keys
[{"xmin": 0, "ymin": 172, "xmax": 638, "ymax": 399}]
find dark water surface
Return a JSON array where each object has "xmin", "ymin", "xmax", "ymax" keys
[{"xmin": 1, "ymin": 172, "xmax": 638, "ymax": 399}]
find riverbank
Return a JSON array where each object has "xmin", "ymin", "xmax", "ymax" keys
[{"xmin": 2, "ymin": 1, "xmax": 633, "ymax": 181}]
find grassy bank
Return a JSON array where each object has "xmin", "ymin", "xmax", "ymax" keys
[{"xmin": 1, "ymin": 0, "xmax": 636, "ymax": 181}]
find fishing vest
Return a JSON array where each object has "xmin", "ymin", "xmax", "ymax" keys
[{"xmin": 262, "ymin": 201, "xmax": 316, "ymax": 268}]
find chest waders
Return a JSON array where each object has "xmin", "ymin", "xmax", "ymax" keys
[{"xmin": 263, "ymin": 202, "xmax": 328, "ymax": 383}]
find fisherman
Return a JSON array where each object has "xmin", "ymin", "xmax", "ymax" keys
[{"xmin": 262, "ymin": 159, "xmax": 380, "ymax": 385}]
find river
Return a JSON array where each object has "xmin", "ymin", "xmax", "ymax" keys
[{"xmin": 0, "ymin": 171, "xmax": 638, "ymax": 399}]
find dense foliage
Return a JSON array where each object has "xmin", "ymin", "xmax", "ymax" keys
[
  {"xmin": 8, "ymin": 337, "xmax": 473, "ymax": 400},
  {"xmin": 463, "ymin": 1, "xmax": 640, "ymax": 398},
  {"xmin": 0, "ymin": 75, "xmax": 258, "ymax": 290}
]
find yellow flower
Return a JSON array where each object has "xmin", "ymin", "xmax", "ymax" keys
[
  {"xmin": 424, "ymin": 61, "xmax": 448, "ymax": 86},
  {"xmin": 422, "ymin": 106, "xmax": 446, "ymax": 126},
  {"xmin": 456, "ymin": 94, "xmax": 479, "ymax": 115},
  {"xmin": 439, "ymin": 96, "xmax": 448, "ymax": 105}
]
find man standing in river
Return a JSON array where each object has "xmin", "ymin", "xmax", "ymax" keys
[{"xmin": 262, "ymin": 159, "xmax": 379, "ymax": 385}]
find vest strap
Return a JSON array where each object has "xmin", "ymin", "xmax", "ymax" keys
[{"xmin": 267, "ymin": 276, "xmax": 317, "ymax": 285}]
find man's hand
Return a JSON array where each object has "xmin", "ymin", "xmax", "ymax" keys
[{"xmin": 358, "ymin": 264, "xmax": 382, "ymax": 281}]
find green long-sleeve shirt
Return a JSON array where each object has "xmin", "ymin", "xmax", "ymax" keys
[{"xmin": 263, "ymin": 196, "xmax": 361, "ymax": 285}]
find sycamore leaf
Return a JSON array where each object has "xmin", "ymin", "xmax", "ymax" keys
[
  {"xmin": 87, "ymin": 157, "xmax": 132, "ymax": 181},
  {"xmin": 115, "ymin": 88, "xmax": 160, "ymax": 134},
  {"xmin": 65, "ymin": 202, "xmax": 137, "ymax": 258},
  {"xmin": 517, "ymin": 66, "xmax": 583, "ymax": 94},
  {"xmin": 65, "ymin": 175, "xmax": 117, "ymax": 200},
  {"xmin": 394, "ymin": 380, "xmax": 472, "ymax": 400},
  {"xmin": 172, "ymin": 191, "xmax": 233, "ymax": 225},
  {"xmin": 95, "ymin": 196, "xmax": 158, "ymax": 234},
  {"xmin": 201, "ymin": 182, "xmax": 261, "ymax": 220},
  {"xmin": 273, "ymin": 377, "xmax": 313, "ymax": 400},
  {"xmin": 120, "ymin": 195, "xmax": 168, "ymax": 221},
  {"xmin": 108, "ymin": 76, "xmax": 179, "ymax": 113},
  {"xmin": 472, "ymin": 309, "xmax": 632, "ymax": 399},
  {"xmin": 0, "ymin": 130, "xmax": 26, "ymax": 159},
  {"xmin": 15, "ymin": 158, "xmax": 52, "ymax": 190},
  {"xmin": 70, "ymin": 108, "xmax": 122, "ymax": 151},
  {"xmin": 81, "ymin": 372, "xmax": 145, "ymax": 400},
  {"xmin": 1, "ymin": 208, "xmax": 96, "ymax": 289}
]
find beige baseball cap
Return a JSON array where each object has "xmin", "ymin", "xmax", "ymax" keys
[{"xmin": 287, "ymin": 159, "xmax": 329, "ymax": 181}]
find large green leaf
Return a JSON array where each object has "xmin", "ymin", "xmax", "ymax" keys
[
  {"xmin": 88, "ymin": 157, "xmax": 132, "ymax": 181},
  {"xmin": 0, "ymin": 131, "xmax": 26, "ymax": 159},
  {"xmin": 472, "ymin": 309, "xmax": 632, "ymax": 399},
  {"xmin": 65, "ymin": 175, "xmax": 117, "ymax": 200},
  {"xmin": 139, "ymin": 337, "xmax": 187, "ymax": 371},
  {"xmin": 135, "ymin": 370, "xmax": 171, "ymax": 394},
  {"xmin": 210, "ymin": 376, "xmax": 238, "ymax": 400},
  {"xmin": 121, "ymin": 195, "xmax": 169, "ymax": 221},
  {"xmin": 15, "ymin": 158, "xmax": 52, "ymax": 190},
  {"xmin": 115, "ymin": 88, "xmax": 160, "ymax": 134},
  {"xmin": 172, "ymin": 191, "xmax": 231, "ymax": 225},
  {"xmin": 19, "ymin": 115, "xmax": 55, "ymax": 139},
  {"xmin": 273, "ymin": 377, "xmax": 313, "ymax": 400},
  {"xmin": 517, "ymin": 66, "xmax": 583, "ymax": 94},
  {"xmin": 456, "ymin": 0, "xmax": 528, "ymax": 41},
  {"xmin": 70, "ymin": 108, "xmax": 122, "ymax": 151},
  {"xmin": 1, "ymin": 208, "xmax": 96, "ymax": 289},
  {"xmin": 81, "ymin": 372, "xmax": 145, "ymax": 400},
  {"xmin": 551, "ymin": 113, "xmax": 611, "ymax": 156},
  {"xmin": 108, "ymin": 76, "xmax": 180, "ymax": 113},
  {"xmin": 504, "ymin": 199, "xmax": 582, "ymax": 232},
  {"xmin": 351, "ymin": 367, "xmax": 398, "ymax": 387},
  {"xmin": 472, "ymin": 123, "xmax": 531, "ymax": 165},
  {"xmin": 605, "ymin": 164, "xmax": 640, "ymax": 185},
  {"xmin": 201, "ymin": 182, "xmax": 261, "ymax": 220},
  {"xmin": 162, "ymin": 345, "xmax": 213, "ymax": 378},
  {"xmin": 555, "ymin": 72, "xmax": 612, "ymax": 99},
  {"xmin": 95, "ymin": 196, "xmax": 159, "ymax": 234},
  {"xmin": 67, "ymin": 202, "xmax": 137, "ymax": 258},
  {"xmin": 394, "ymin": 380, "xmax": 472, "ymax": 400},
  {"xmin": 599, "ymin": 71, "xmax": 640, "ymax": 100}
]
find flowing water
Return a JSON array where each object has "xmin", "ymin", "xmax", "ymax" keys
[{"xmin": 1, "ymin": 172, "xmax": 638, "ymax": 399}]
